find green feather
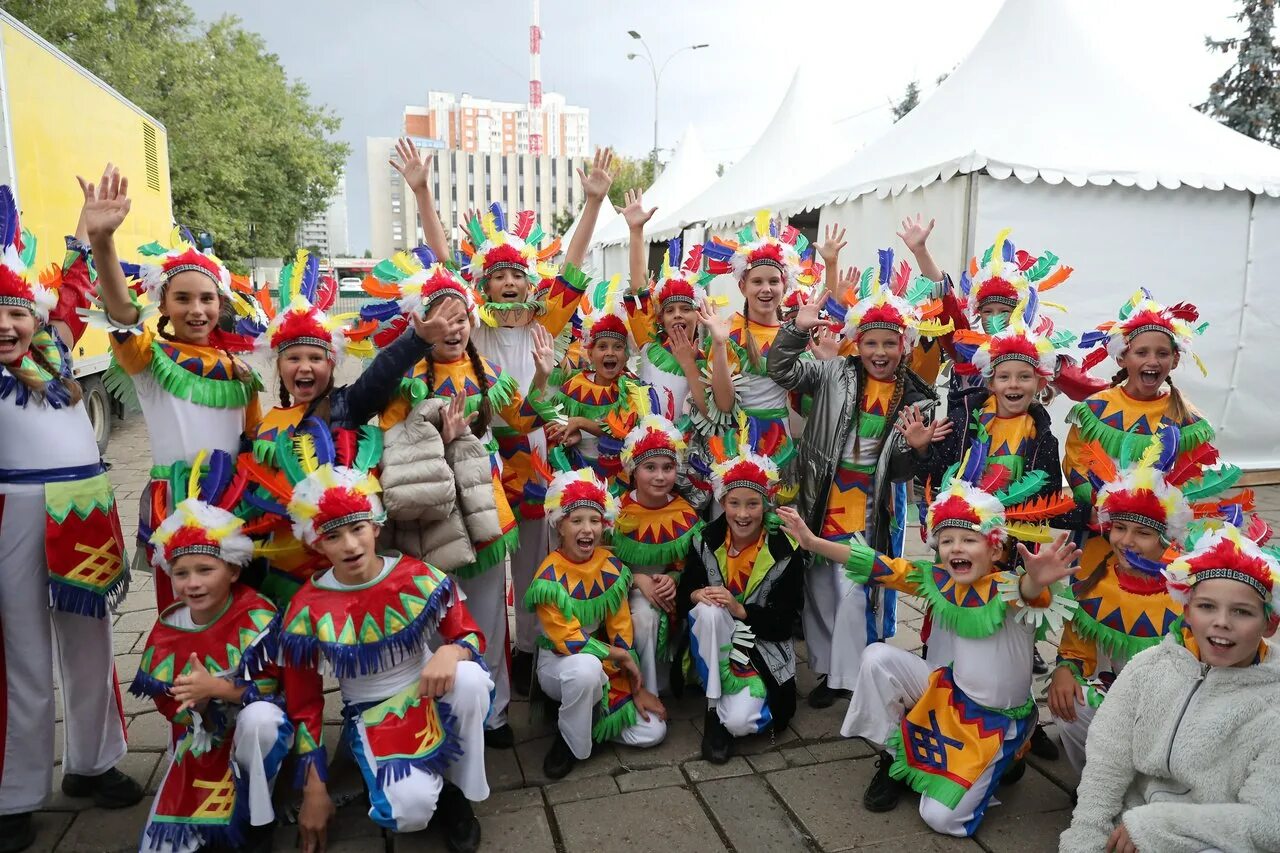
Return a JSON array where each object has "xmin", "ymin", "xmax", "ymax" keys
[
  {"xmin": 355, "ymin": 425, "xmax": 383, "ymax": 472},
  {"xmin": 903, "ymin": 274, "xmax": 935, "ymax": 305},
  {"xmin": 18, "ymin": 229, "xmax": 36, "ymax": 269},
  {"xmin": 372, "ymin": 258, "xmax": 409, "ymax": 284},
  {"xmin": 274, "ymin": 431, "xmax": 307, "ymax": 485},
  {"xmin": 137, "ymin": 241, "xmax": 169, "ymax": 257},
  {"xmin": 986, "ymin": 312, "xmax": 1009, "ymax": 333},
  {"xmin": 527, "ymin": 224, "xmax": 546, "ymax": 246},
  {"xmin": 858, "ymin": 267, "xmax": 875, "ymax": 300},
  {"xmin": 980, "ymin": 244, "xmax": 995, "ymax": 267},
  {"xmin": 995, "ymin": 470, "xmax": 1049, "ymax": 508},
  {"xmin": 736, "ymin": 224, "xmax": 754, "ymax": 243},
  {"xmin": 1023, "ymin": 250, "xmax": 1059, "ymax": 283},
  {"xmin": 1179, "ymin": 465, "xmax": 1242, "ymax": 502},
  {"xmin": 941, "ymin": 460, "xmax": 962, "ymax": 489},
  {"xmin": 466, "ymin": 217, "xmax": 486, "ymax": 247},
  {"xmin": 793, "ymin": 233, "xmax": 810, "ymax": 256}
]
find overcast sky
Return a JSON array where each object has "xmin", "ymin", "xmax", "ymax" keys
[{"xmin": 190, "ymin": 0, "xmax": 1243, "ymax": 253}]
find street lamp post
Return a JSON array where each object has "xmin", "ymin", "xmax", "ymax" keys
[{"xmin": 627, "ymin": 32, "xmax": 708, "ymax": 175}]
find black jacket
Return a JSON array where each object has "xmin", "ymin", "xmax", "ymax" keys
[{"xmin": 320, "ymin": 328, "xmax": 430, "ymax": 428}]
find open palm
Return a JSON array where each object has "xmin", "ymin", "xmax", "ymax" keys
[{"xmin": 77, "ymin": 166, "xmax": 131, "ymax": 238}]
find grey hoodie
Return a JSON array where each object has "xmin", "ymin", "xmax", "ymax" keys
[{"xmin": 1060, "ymin": 633, "xmax": 1280, "ymax": 853}]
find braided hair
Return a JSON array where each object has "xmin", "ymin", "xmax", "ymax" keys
[
  {"xmin": 425, "ymin": 341, "xmax": 492, "ymax": 439},
  {"xmin": 6, "ymin": 338, "xmax": 83, "ymax": 406}
]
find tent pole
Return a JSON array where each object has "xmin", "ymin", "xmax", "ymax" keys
[
  {"xmin": 1220, "ymin": 191, "xmax": 1257, "ymax": 438},
  {"xmin": 960, "ymin": 172, "xmax": 980, "ymax": 271}
]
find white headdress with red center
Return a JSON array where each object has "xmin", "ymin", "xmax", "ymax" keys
[
  {"xmin": 131, "ymin": 227, "xmax": 233, "ymax": 299},
  {"xmin": 700, "ymin": 211, "xmax": 822, "ymax": 294},
  {"xmin": 709, "ymin": 451, "xmax": 780, "ymax": 503},
  {"xmin": 960, "ymin": 228, "xmax": 1073, "ymax": 320},
  {"xmin": 545, "ymin": 468, "xmax": 619, "ymax": 529},
  {"xmin": 581, "ymin": 272, "xmax": 631, "ymax": 350},
  {"xmin": 358, "ymin": 245, "xmax": 476, "ymax": 334},
  {"xmin": 458, "ymin": 203, "xmax": 560, "ymax": 288},
  {"xmin": 621, "ymin": 415, "xmax": 686, "ymax": 474},
  {"xmin": 149, "ymin": 450, "xmax": 255, "ymax": 574},
  {"xmin": 843, "ymin": 248, "xmax": 952, "ymax": 347},
  {"xmin": 651, "ymin": 237, "xmax": 714, "ymax": 313},
  {"xmin": 1164, "ymin": 518, "xmax": 1280, "ymax": 618},
  {"xmin": 0, "ymin": 187, "xmax": 55, "ymax": 322},
  {"xmin": 1078, "ymin": 288, "xmax": 1208, "ymax": 375}
]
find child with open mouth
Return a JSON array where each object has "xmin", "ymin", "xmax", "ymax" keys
[
  {"xmin": 778, "ymin": 440, "xmax": 1079, "ymax": 838},
  {"xmin": 524, "ymin": 469, "xmax": 667, "ymax": 780},
  {"xmin": 1062, "ymin": 518, "xmax": 1280, "ymax": 853},
  {"xmin": 134, "ymin": 450, "xmax": 291, "ymax": 853}
]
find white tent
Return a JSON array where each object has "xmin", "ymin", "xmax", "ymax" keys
[
  {"xmin": 559, "ymin": 186, "xmax": 620, "ymax": 273},
  {"xmin": 765, "ymin": 0, "xmax": 1280, "ymax": 471},
  {"xmin": 595, "ymin": 126, "xmax": 719, "ymax": 277}
]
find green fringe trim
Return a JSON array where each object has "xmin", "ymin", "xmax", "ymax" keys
[
  {"xmin": 656, "ymin": 611, "xmax": 671, "ymax": 662},
  {"xmin": 484, "ymin": 370, "xmax": 518, "ymax": 416},
  {"xmin": 454, "ymin": 527, "xmax": 520, "ymax": 580},
  {"xmin": 855, "ymin": 411, "xmax": 888, "ymax": 440},
  {"xmin": 524, "ymin": 562, "xmax": 634, "ymax": 627},
  {"xmin": 718, "ymin": 653, "xmax": 768, "ymax": 699},
  {"xmin": 103, "ymin": 361, "xmax": 142, "ymax": 413},
  {"xmin": 644, "ymin": 341, "xmax": 704, "ymax": 377},
  {"xmin": 135, "ymin": 342, "xmax": 262, "ymax": 409},
  {"xmin": 729, "ymin": 341, "xmax": 768, "ymax": 377},
  {"xmin": 524, "ymin": 385, "xmax": 564, "ymax": 424},
  {"xmin": 1068, "ymin": 402, "xmax": 1216, "ymax": 460},
  {"xmin": 886, "ymin": 727, "xmax": 970, "ymax": 809},
  {"xmin": 1068, "ymin": 606, "xmax": 1165, "ymax": 662},
  {"xmin": 561, "ymin": 390, "xmax": 622, "ymax": 421},
  {"xmin": 609, "ymin": 522, "xmax": 702, "ymax": 568},
  {"xmin": 561, "ymin": 261, "xmax": 591, "ymax": 294},
  {"xmin": 536, "ymin": 634, "xmax": 612, "ymax": 659},
  {"xmin": 591, "ymin": 695, "xmax": 638, "ymax": 743},
  {"xmin": 843, "ymin": 543, "xmax": 878, "ymax": 585},
  {"xmin": 910, "ymin": 565, "xmax": 1007, "ymax": 640}
]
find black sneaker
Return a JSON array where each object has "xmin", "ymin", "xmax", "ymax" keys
[
  {"xmin": 60, "ymin": 766, "xmax": 144, "ymax": 809},
  {"xmin": 1000, "ymin": 757, "xmax": 1027, "ymax": 786},
  {"xmin": 0, "ymin": 813, "xmax": 35, "ymax": 853},
  {"xmin": 701, "ymin": 708, "xmax": 733, "ymax": 765},
  {"xmin": 1029, "ymin": 724, "xmax": 1060, "ymax": 761},
  {"xmin": 808, "ymin": 675, "xmax": 837, "ymax": 709},
  {"xmin": 434, "ymin": 781, "xmax": 481, "ymax": 853},
  {"xmin": 863, "ymin": 751, "xmax": 909, "ymax": 813},
  {"xmin": 240, "ymin": 821, "xmax": 275, "ymax": 853},
  {"xmin": 483, "ymin": 723, "xmax": 514, "ymax": 749},
  {"xmin": 1032, "ymin": 648, "xmax": 1049, "ymax": 675},
  {"xmin": 511, "ymin": 650, "xmax": 534, "ymax": 698},
  {"xmin": 542, "ymin": 731, "xmax": 577, "ymax": 780}
]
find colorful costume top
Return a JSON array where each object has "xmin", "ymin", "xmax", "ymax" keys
[
  {"xmin": 823, "ymin": 375, "xmax": 897, "ymax": 541},
  {"xmin": 129, "ymin": 583, "xmax": 282, "ymax": 851}
]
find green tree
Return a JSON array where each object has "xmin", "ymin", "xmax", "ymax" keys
[
  {"xmin": 3, "ymin": 0, "xmax": 348, "ymax": 266},
  {"xmin": 1199, "ymin": 0, "xmax": 1280, "ymax": 144},
  {"xmin": 892, "ymin": 80, "xmax": 921, "ymax": 121},
  {"xmin": 550, "ymin": 206, "xmax": 578, "ymax": 240},
  {"xmin": 605, "ymin": 154, "xmax": 656, "ymax": 209}
]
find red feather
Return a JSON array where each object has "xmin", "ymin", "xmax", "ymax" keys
[
  {"xmin": 1080, "ymin": 348, "xmax": 1109, "ymax": 371},
  {"xmin": 890, "ymin": 260, "xmax": 911, "ymax": 297},
  {"xmin": 372, "ymin": 315, "xmax": 409, "ymax": 349},
  {"xmin": 977, "ymin": 463, "xmax": 1012, "ymax": 495},
  {"xmin": 513, "ymin": 210, "xmax": 536, "ymax": 240},
  {"xmin": 215, "ymin": 466, "xmax": 251, "ymax": 512},
  {"xmin": 530, "ymin": 449, "xmax": 553, "ymax": 485},
  {"xmin": 1168, "ymin": 443, "xmax": 1218, "ymax": 487},
  {"xmin": 315, "ymin": 274, "xmax": 338, "ymax": 312},
  {"xmin": 1166, "ymin": 302, "xmax": 1200, "ymax": 322},
  {"xmin": 1246, "ymin": 513, "xmax": 1274, "ymax": 546},
  {"xmin": 334, "ymin": 428, "xmax": 357, "ymax": 467}
]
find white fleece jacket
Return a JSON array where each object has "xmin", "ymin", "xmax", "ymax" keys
[{"xmin": 1059, "ymin": 634, "xmax": 1280, "ymax": 853}]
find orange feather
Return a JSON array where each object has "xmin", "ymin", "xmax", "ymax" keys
[
  {"xmin": 361, "ymin": 276, "xmax": 402, "ymax": 299},
  {"xmin": 537, "ymin": 237, "xmax": 562, "ymax": 261},
  {"xmin": 1080, "ymin": 441, "xmax": 1118, "ymax": 486},
  {"xmin": 237, "ymin": 453, "xmax": 294, "ymax": 504},
  {"xmin": 530, "ymin": 449, "xmax": 553, "ymax": 485},
  {"xmin": 1004, "ymin": 490, "xmax": 1076, "ymax": 521},
  {"xmin": 1037, "ymin": 265, "xmax": 1073, "ymax": 293}
]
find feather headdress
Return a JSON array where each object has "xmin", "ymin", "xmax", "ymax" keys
[
  {"xmin": 359, "ymin": 245, "xmax": 475, "ymax": 331},
  {"xmin": 700, "ymin": 211, "xmax": 822, "ymax": 293},
  {"xmin": 843, "ymin": 248, "xmax": 952, "ymax": 347},
  {"xmin": 545, "ymin": 468, "xmax": 619, "ymax": 529},
  {"xmin": 651, "ymin": 237, "xmax": 714, "ymax": 311},
  {"xmin": 150, "ymin": 449, "xmax": 256, "ymax": 574},
  {"xmin": 457, "ymin": 203, "xmax": 560, "ymax": 287},
  {"xmin": 1078, "ymin": 288, "xmax": 1208, "ymax": 376},
  {"xmin": 959, "ymin": 228, "xmax": 1072, "ymax": 321},
  {"xmin": 581, "ymin": 273, "xmax": 631, "ymax": 349},
  {"xmin": 1164, "ymin": 520, "xmax": 1280, "ymax": 615},
  {"xmin": 129, "ymin": 226, "xmax": 233, "ymax": 300},
  {"xmin": 620, "ymin": 415, "xmax": 686, "ymax": 474},
  {"xmin": 0, "ymin": 187, "xmax": 55, "ymax": 322}
]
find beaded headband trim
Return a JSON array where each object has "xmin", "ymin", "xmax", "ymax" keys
[
  {"xmin": 747, "ymin": 258, "xmax": 785, "ymax": 272},
  {"xmin": 170, "ymin": 544, "xmax": 223, "ymax": 560},
  {"xmin": 319, "ymin": 512, "xmax": 377, "ymax": 534},
  {"xmin": 483, "ymin": 261, "xmax": 528, "ymax": 278},
  {"xmin": 0, "ymin": 294, "xmax": 33, "ymax": 310},
  {"xmin": 934, "ymin": 518, "xmax": 981, "ymax": 533},
  {"xmin": 633, "ymin": 448, "xmax": 677, "ymax": 466},
  {"xmin": 162, "ymin": 264, "xmax": 221, "ymax": 285},
  {"xmin": 977, "ymin": 294, "xmax": 1019, "ymax": 309},
  {"xmin": 590, "ymin": 330, "xmax": 628, "ymax": 344},
  {"xmin": 561, "ymin": 498, "xmax": 606, "ymax": 517},
  {"xmin": 1125, "ymin": 324, "xmax": 1176, "ymax": 343},
  {"xmin": 278, "ymin": 336, "xmax": 334, "ymax": 353},
  {"xmin": 723, "ymin": 479, "xmax": 769, "ymax": 498},
  {"xmin": 858, "ymin": 320, "xmax": 906, "ymax": 334},
  {"xmin": 1192, "ymin": 568, "xmax": 1269, "ymax": 599},
  {"xmin": 659, "ymin": 294, "xmax": 698, "ymax": 307},
  {"xmin": 990, "ymin": 352, "xmax": 1040, "ymax": 369},
  {"xmin": 1109, "ymin": 512, "xmax": 1167, "ymax": 536}
]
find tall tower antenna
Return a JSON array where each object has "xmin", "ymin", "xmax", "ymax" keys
[{"xmin": 528, "ymin": 0, "xmax": 543, "ymax": 156}]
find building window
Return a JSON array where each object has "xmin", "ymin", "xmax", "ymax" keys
[
  {"xmin": 519, "ymin": 158, "xmax": 525, "ymax": 178},
  {"xmin": 535, "ymin": 186, "xmax": 541, "ymax": 204},
  {"xmin": 535, "ymin": 159, "xmax": 541, "ymax": 180},
  {"xmin": 551, "ymin": 158, "xmax": 557, "ymax": 179},
  {"xmin": 551, "ymin": 186, "xmax": 557, "ymax": 207},
  {"xmin": 519, "ymin": 185, "xmax": 525, "ymax": 206}
]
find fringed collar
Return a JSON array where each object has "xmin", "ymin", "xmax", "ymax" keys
[
  {"xmin": 1071, "ymin": 556, "xmax": 1182, "ymax": 660},
  {"xmin": 526, "ymin": 548, "xmax": 632, "ymax": 627},
  {"xmin": 910, "ymin": 563, "xmax": 1009, "ymax": 639},
  {"xmin": 612, "ymin": 494, "xmax": 701, "ymax": 568},
  {"xmin": 399, "ymin": 355, "xmax": 517, "ymax": 416}
]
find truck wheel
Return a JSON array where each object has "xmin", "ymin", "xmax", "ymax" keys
[{"xmin": 81, "ymin": 375, "xmax": 113, "ymax": 454}]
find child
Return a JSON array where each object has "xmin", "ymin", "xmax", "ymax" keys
[
  {"xmin": 395, "ymin": 140, "xmax": 613, "ymax": 693},
  {"xmin": 80, "ymin": 166, "xmax": 263, "ymax": 611},
  {"xmin": 767, "ymin": 254, "xmax": 949, "ymax": 708},
  {"xmin": 614, "ymin": 416, "xmax": 702, "ymax": 694},
  {"xmin": 132, "ymin": 451, "xmax": 291, "ymax": 853},
  {"xmin": 0, "ymin": 189, "xmax": 140, "ymax": 850},
  {"xmin": 269, "ymin": 428, "xmax": 491, "ymax": 853},
  {"xmin": 239, "ymin": 248, "xmax": 430, "ymax": 604},
  {"xmin": 525, "ymin": 470, "xmax": 668, "ymax": 779},
  {"xmin": 676, "ymin": 450, "xmax": 803, "ymax": 764},
  {"xmin": 365, "ymin": 252, "xmax": 558, "ymax": 748},
  {"xmin": 1049, "ymin": 426, "xmax": 1237, "ymax": 773},
  {"xmin": 779, "ymin": 449, "xmax": 1078, "ymax": 837},
  {"xmin": 1061, "ymin": 521, "xmax": 1280, "ymax": 853}
]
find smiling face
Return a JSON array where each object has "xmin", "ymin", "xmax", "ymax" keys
[
  {"xmin": 632, "ymin": 456, "xmax": 676, "ymax": 507},
  {"xmin": 426, "ymin": 295, "xmax": 472, "ymax": 362},
  {"xmin": 856, "ymin": 328, "xmax": 904, "ymax": 381},
  {"xmin": 557, "ymin": 507, "xmax": 604, "ymax": 562},
  {"xmin": 1106, "ymin": 517, "xmax": 1166, "ymax": 575},
  {"xmin": 313, "ymin": 519, "xmax": 382, "ymax": 584},
  {"xmin": 740, "ymin": 266, "xmax": 783, "ymax": 324},
  {"xmin": 161, "ymin": 271, "xmax": 223, "ymax": 345},
  {"xmin": 0, "ymin": 305, "xmax": 37, "ymax": 364},
  {"xmin": 589, "ymin": 336, "xmax": 627, "ymax": 382},
  {"xmin": 722, "ymin": 487, "xmax": 765, "ymax": 546},
  {"xmin": 169, "ymin": 554, "xmax": 239, "ymax": 625},
  {"xmin": 278, "ymin": 345, "xmax": 333, "ymax": 404},
  {"xmin": 1118, "ymin": 330, "xmax": 1179, "ymax": 400},
  {"xmin": 936, "ymin": 528, "xmax": 1002, "ymax": 584},
  {"xmin": 484, "ymin": 267, "xmax": 531, "ymax": 304},
  {"xmin": 989, "ymin": 361, "xmax": 1044, "ymax": 417},
  {"xmin": 659, "ymin": 300, "xmax": 698, "ymax": 338},
  {"xmin": 1185, "ymin": 578, "xmax": 1277, "ymax": 668}
]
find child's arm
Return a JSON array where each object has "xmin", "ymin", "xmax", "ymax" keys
[
  {"xmin": 766, "ymin": 293, "xmax": 833, "ymax": 394},
  {"xmin": 1014, "ymin": 534, "xmax": 1082, "ymax": 603},
  {"xmin": 391, "ymin": 137, "xmax": 449, "ymax": 263},
  {"xmin": 78, "ymin": 167, "xmax": 140, "ymax": 327},
  {"xmin": 817, "ymin": 223, "xmax": 847, "ymax": 296},
  {"xmin": 1048, "ymin": 623, "xmax": 1095, "ymax": 723},
  {"xmin": 675, "ymin": 536, "xmax": 711, "ymax": 616},
  {"xmin": 896, "ymin": 214, "xmax": 943, "ymax": 283},
  {"xmin": 565, "ymin": 148, "xmax": 615, "ymax": 270},
  {"xmin": 890, "ymin": 400, "xmax": 953, "ymax": 472},
  {"xmin": 336, "ymin": 314, "xmax": 433, "ymax": 426},
  {"xmin": 776, "ymin": 507, "xmax": 922, "ymax": 595},
  {"xmin": 49, "ymin": 234, "xmax": 96, "ymax": 349},
  {"xmin": 1061, "ymin": 421, "xmax": 1097, "ymax": 517},
  {"xmin": 742, "ymin": 542, "xmax": 804, "ymax": 642},
  {"xmin": 700, "ymin": 303, "xmax": 737, "ymax": 416},
  {"xmin": 621, "ymin": 188, "xmax": 657, "ymax": 296}
]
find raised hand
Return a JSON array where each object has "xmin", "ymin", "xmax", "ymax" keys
[
  {"xmin": 810, "ymin": 326, "xmax": 841, "ymax": 360},
  {"xmin": 579, "ymin": 147, "xmax": 616, "ymax": 202},
  {"xmin": 776, "ymin": 506, "xmax": 816, "ymax": 549},
  {"xmin": 530, "ymin": 323, "xmax": 557, "ymax": 379},
  {"xmin": 618, "ymin": 187, "xmax": 657, "ymax": 230},
  {"xmin": 439, "ymin": 393, "xmax": 477, "ymax": 444},
  {"xmin": 791, "ymin": 288, "xmax": 832, "ymax": 332},
  {"xmin": 817, "ymin": 223, "xmax": 848, "ymax": 268},
  {"xmin": 834, "ymin": 265, "xmax": 860, "ymax": 304},
  {"xmin": 667, "ymin": 323, "xmax": 699, "ymax": 369},
  {"xmin": 895, "ymin": 214, "xmax": 936, "ymax": 255},
  {"xmin": 390, "ymin": 137, "xmax": 433, "ymax": 194},
  {"xmin": 1017, "ymin": 533, "xmax": 1083, "ymax": 589},
  {"xmin": 76, "ymin": 164, "xmax": 132, "ymax": 238},
  {"xmin": 894, "ymin": 405, "xmax": 952, "ymax": 452},
  {"xmin": 419, "ymin": 299, "xmax": 468, "ymax": 348},
  {"xmin": 697, "ymin": 299, "xmax": 730, "ymax": 345}
]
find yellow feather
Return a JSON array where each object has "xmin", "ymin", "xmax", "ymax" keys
[
  {"xmin": 1193, "ymin": 353, "xmax": 1208, "ymax": 377},
  {"xmin": 481, "ymin": 212, "xmax": 499, "ymax": 240},
  {"xmin": 294, "ymin": 433, "xmax": 319, "ymax": 474},
  {"xmin": 754, "ymin": 210, "xmax": 771, "ymax": 240},
  {"xmin": 1006, "ymin": 522, "xmax": 1053, "ymax": 543},
  {"xmin": 346, "ymin": 340, "xmax": 375, "ymax": 360},
  {"xmin": 989, "ymin": 227, "xmax": 1012, "ymax": 277},
  {"xmin": 1137, "ymin": 433, "xmax": 1163, "ymax": 471},
  {"xmin": 188, "ymin": 450, "xmax": 208, "ymax": 501}
]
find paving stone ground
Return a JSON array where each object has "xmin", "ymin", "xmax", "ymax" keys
[{"xmin": 31, "ymin": 394, "xmax": 1280, "ymax": 852}]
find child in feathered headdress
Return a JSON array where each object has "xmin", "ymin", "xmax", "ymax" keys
[
  {"xmin": 79, "ymin": 165, "xmax": 265, "ymax": 611},
  {"xmin": 525, "ymin": 469, "xmax": 668, "ymax": 780},
  {"xmin": 778, "ymin": 441, "xmax": 1079, "ymax": 838},
  {"xmin": 1062, "ymin": 515, "xmax": 1280, "ymax": 853},
  {"xmin": 768, "ymin": 247, "xmax": 952, "ymax": 710}
]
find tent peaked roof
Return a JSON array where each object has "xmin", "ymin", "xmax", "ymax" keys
[
  {"xmin": 783, "ymin": 0, "xmax": 1280, "ymax": 214},
  {"xmin": 647, "ymin": 64, "xmax": 869, "ymax": 240},
  {"xmin": 595, "ymin": 125, "xmax": 719, "ymax": 248}
]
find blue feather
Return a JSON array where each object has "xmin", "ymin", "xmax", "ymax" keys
[
  {"xmin": 668, "ymin": 238, "xmax": 682, "ymax": 269},
  {"xmin": 1001, "ymin": 238, "xmax": 1015, "ymax": 263},
  {"xmin": 453, "ymin": 249, "xmax": 468, "ymax": 268},
  {"xmin": 1078, "ymin": 330, "xmax": 1108, "ymax": 349},
  {"xmin": 958, "ymin": 270, "xmax": 971, "ymax": 298},
  {"xmin": 411, "ymin": 245, "xmax": 437, "ymax": 269},
  {"xmin": 1122, "ymin": 549, "xmax": 1167, "ymax": 577},
  {"xmin": 954, "ymin": 342, "xmax": 978, "ymax": 362},
  {"xmin": 199, "ymin": 450, "xmax": 234, "ymax": 504},
  {"xmin": 822, "ymin": 296, "xmax": 847, "ymax": 323},
  {"xmin": 360, "ymin": 301, "xmax": 402, "ymax": 322},
  {"xmin": 701, "ymin": 242, "xmax": 735, "ymax": 263},
  {"xmin": 489, "ymin": 202, "xmax": 506, "ymax": 233},
  {"xmin": 0, "ymin": 186, "xmax": 15, "ymax": 249},
  {"xmin": 1022, "ymin": 288, "xmax": 1039, "ymax": 325},
  {"xmin": 959, "ymin": 439, "xmax": 988, "ymax": 485},
  {"xmin": 235, "ymin": 316, "xmax": 267, "ymax": 337},
  {"xmin": 120, "ymin": 261, "xmax": 142, "ymax": 281},
  {"xmin": 299, "ymin": 252, "xmax": 320, "ymax": 303},
  {"xmin": 1221, "ymin": 502, "xmax": 1244, "ymax": 528},
  {"xmin": 877, "ymin": 248, "xmax": 893, "ymax": 286},
  {"xmin": 768, "ymin": 218, "xmax": 778, "ymax": 238},
  {"xmin": 179, "ymin": 225, "xmax": 197, "ymax": 246},
  {"xmin": 298, "ymin": 416, "xmax": 337, "ymax": 467},
  {"xmin": 242, "ymin": 489, "xmax": 288, "ymax": 517},
  {"xmin": 1155, "ymin": 424, "xmax": 1180, "ymax": 473}
]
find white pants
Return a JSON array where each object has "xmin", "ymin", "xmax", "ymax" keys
[
  {"xmin": 457, "ymin": 567, "xmax": 510, "ymax": 729},
  {"xmin": 0, "ymin": 488, "xmax": 127, "ymax": 814},
  {"xmin": 628, "ymin": 589, "xmax": 670, "ymax": 695},
  {"xmin": 804, "ymin": 557, "xmax": 869, "ymax": 690},
  {"xmin": 349, "ymin": 660, "xmax": 492, "ymax": 833},
  {"xmin": 1053, "ymin": 697, "xmax": 1097, "ymax": 775},
  {"xmin": 536, "ymin": 651, "xmax": 667, "ymax": 760},
  {"xmin": 145, "ymin": 701, "xmax": 293, "ymax": 853},
  {"xmin": 688, "ymin": 603, "xmax": 770, "ymax": 736},
  {"xmin": 511, "ymin": 517, "xmax": 549, "ymax": 655}
]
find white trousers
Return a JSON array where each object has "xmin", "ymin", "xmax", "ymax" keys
[
  {"xmin": 841, "ymin": 643, "xmax": 1017, "ymax": 838},
  {"xmin": 1053, "ymin": 697, "xmax": 1097, "ymax": 775},
  {"xmin": 803, "ymin": 557, "xmax": 869, "ymax": 690},
  {"xmin": 0, "ymin": 488, "xmax": 126, "ymax": 814},
  {"xmin": 628, "ymin": 589, "xmax": 670, "ymax": 695},
  {"xmin": 457, "ymin": 567, "xmax": 510, "ymax": 729},
  {"xmin": 349, "ymin": 660, "xmax": 492, "ymax": 833},
  {"xmin": 511, "ymin": 517, "xmax": 549, "ymax": 655},
  {"xmin": 688, "ymin": 603, "xmax": 769, "ymax": 736},
  {"xmin": 536, "ymin": 651, "xmax": 667, "ymax": 760},
  {"xmin": 145, "ymin": 701, "xmax": 293, "ymax": 853}
]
